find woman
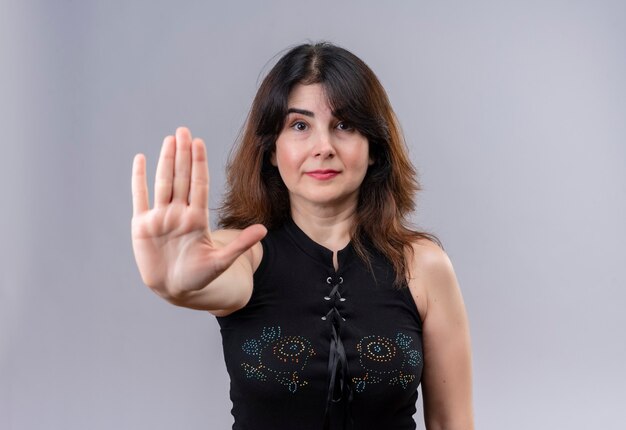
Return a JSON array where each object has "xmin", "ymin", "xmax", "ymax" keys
[{"xmin": 131, "ymin": 42, "xmax": 473, "ymax": 429}]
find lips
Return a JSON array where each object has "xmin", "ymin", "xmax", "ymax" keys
[{"xmin": 305, "ymin": 169, "xmax": 340, "ymax": 180}]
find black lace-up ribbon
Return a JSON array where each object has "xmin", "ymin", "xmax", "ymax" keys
[{"xmin": 322, "ymin": 277, "xmax": 353, "ymax": 430}]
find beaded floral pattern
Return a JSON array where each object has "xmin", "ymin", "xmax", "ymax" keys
[
  {"xmin": 352, "ymin": 332, "xmax": 422, "ymax": 393},
  {"xmin": 241, "ymin": 326, "xmax": 316, "ymax": 393}
]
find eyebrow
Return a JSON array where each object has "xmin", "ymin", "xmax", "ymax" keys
[{"xmin": 286, "ymin": 108, "xmax": 315, "ymax": 117}]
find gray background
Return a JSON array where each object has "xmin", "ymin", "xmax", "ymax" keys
[{"xmin": 1, "ymin": 0, "xmax": 625, "ymax": 429}]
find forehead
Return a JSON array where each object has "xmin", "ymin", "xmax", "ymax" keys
[{"xmin": 287, "ymin": 83, "xmax": 331, "ymax": 112}]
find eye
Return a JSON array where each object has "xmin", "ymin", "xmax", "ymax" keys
[
  {"xmin": 336, "ymin": 121, "xmax": 354, "ymax": 132},
  {"xmin": 291, "ymin": 121, "xmax": 308, "ymax": 131}
]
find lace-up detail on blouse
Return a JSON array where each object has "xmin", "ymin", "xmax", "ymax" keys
[{"xmin": 321, "ymin": 275, "xmax": 352, "ymax": 429}]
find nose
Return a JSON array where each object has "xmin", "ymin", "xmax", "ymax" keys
[{"xmin": 313, "ymin": 131, "xmax": 335, "ymax": 158}]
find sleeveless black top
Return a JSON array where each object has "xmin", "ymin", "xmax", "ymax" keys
[{"xmin": 216, "ymin": 220, "xmax": 424, "ymax": 429}]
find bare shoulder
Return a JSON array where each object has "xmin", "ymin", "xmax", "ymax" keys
[
  {"xmin": 410, "ymin": 237, "xmax": 450, "ymax": 269},
  {"xmin": 406, "ymin": 237, "xmax": 461, "ymax": 321}
]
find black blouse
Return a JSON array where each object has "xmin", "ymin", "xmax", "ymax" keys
[{"xmin": 216, "ymin": 219, "xmax": 424, "ymax": 429}]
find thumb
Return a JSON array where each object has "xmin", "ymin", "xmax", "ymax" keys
[{"xmin": 219, "ymin": 224, "xmax": 267, "ymax": 263}]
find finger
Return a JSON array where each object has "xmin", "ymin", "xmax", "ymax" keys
[
  {"xmin": 219, "ymin": 224, "xmax": 268, "ymax": 263},
  {"xmin": 131, "ymin": 154, "xmax": 149, "ymax": 216},
  {"xmin": 154, "ymin": 135, "xmax": 175, "ymax": 208},
  {"xmin": 189, "ymin": 138, "xmax": 209, "ymax": 210},
  {"xmin": 173, "ymin": 126, "xmax": 192, "ymax": 203}
]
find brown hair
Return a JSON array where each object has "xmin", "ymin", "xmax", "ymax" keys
[{"xmin": 219, "ymin": 42, "xmax": 441, "ymax": 286}]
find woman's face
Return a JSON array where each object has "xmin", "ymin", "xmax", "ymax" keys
[{"xmin": 272, "ymin": 83, "xmax": 372, "ymax": 212}]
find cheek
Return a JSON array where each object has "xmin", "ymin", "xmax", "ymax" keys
[
  {"xmin": 349, "ymin": 143, "xmax": 371, "ymax": 168},
  {"xmin": 275, "ymin": 144, "xmax": 302, "ymax": 167},
  {"xmin": 273, "ymin": 148, "xmax": 300, "ymax": 181}
]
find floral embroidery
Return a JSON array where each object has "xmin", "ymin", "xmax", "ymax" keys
[
  {"xmin": 352, "ymin": 332, "xmax": 421, "ymax": 393},
  {"xmin": 241, "ymin": 326, "xmax": 316, "ymax": 393}
]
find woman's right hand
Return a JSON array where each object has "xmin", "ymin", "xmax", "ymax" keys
[{"xmin": 131, "ymin": 127, "xmax": 266, "ymax": 307}]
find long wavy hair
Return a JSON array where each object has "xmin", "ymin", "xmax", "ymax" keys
[{"xmin": 219, "ymin": 42, "xmax": 440, "ymax": 286}]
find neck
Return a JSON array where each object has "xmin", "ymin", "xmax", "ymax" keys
[{"xmin": 289, "ymin": 201, "xmax": 357, "ymax": 253}]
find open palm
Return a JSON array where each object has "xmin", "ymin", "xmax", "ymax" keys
[{"xmin": 131, "ymin": 127, "xmax": 265, "ymax": 300}]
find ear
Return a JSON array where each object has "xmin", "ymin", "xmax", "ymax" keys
[
  {"xmin": 368, "ymin": 155, "xmax": 375, "ymax": 166},
  {"xmin": 270, "ymin": 150, "xmax": 277, "ymax": 167}
]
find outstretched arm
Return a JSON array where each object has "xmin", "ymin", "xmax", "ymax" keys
[{"xmin": 131, "ymin": 127, "xmax": 266, "ymax": 314}]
